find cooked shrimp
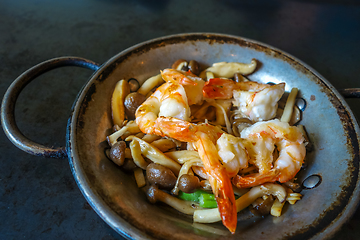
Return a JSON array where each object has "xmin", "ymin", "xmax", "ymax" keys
[
  {"xmin": 154, "ymin": 118, "xmax": 237, "ymax": 233},
  {"xmin": 161, "ymin": 68, "xmax": 205, "ymax": 106},
  {"xmin": 203, "ymin": 78, "xmax": 285, "ymax": 122},
  {"xmin": 216, "ymin": 133, "xmax": 248, "ymax": 177},
  {"xmin": 232, "ymin": 119, "xmax": 306, "ymax": 188},
  {"xmin": 135, "ymin": 69, "xmax": 237, "ymax": 233},
  {"xmin": 136, "ymin": 69, "xmax": 204, "ymax": 136}
]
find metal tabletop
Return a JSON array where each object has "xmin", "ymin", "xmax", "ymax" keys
[{"xmin": 1, "ymin": 0, "xmax": 359, "ymax": 239}]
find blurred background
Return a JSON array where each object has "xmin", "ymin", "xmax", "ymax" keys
[{"xmin": 0, "ymin": 0, "xmax": 359, "ymax": 239}]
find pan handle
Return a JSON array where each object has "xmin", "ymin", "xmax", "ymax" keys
[
  {"xmin": 1, "ymin": 57, "xmax": 100, "ymax": 158},
  {"xmin": 339, "ymin": 88, "xmax": 360, "ymax": 98}
]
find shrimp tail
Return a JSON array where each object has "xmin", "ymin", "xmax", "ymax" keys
[
  {"xmin": 203, "ymin": 78, "xmax": 235, "ymax": 99},
  {"xmin": 196, "ymin": 133, "xmax": 237, "ymax": 233},
  {"xmin": 161, "ymin": 69, "xmax": 198, "ymax": 86},
  {"xmin": 232, "ymin": 169, "xmax": 279, "ymax": 188},
  {"xmin": 215, "ymin": 168, "xmax": 237, "ymax": 233},
  {"xmin": 203, "ymin": 78, "xmax": 274, "ymax": 100},
  {"xmin": 156, "ymin": 118, "xmax": 237, "ymax": 232},
  {"xmin": 154, "ymin": 117, "xmax": 197, "ymax": 142}
]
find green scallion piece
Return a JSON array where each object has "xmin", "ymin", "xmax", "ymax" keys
[
  {"xmin": 178, "ymin": 190, "xmax": 218, "ymax": 208},
  {"xmin": 199, "ymin": 193, "xmax": 217, "ymax": 208}
]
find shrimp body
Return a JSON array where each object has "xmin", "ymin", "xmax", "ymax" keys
[
  {"xmin": 162, "ymin": 68, "xmax": 205, "ymax": 106},
  {"xmin": 233, "ymin": 119, "xmax": 306, "ymax": 188},
  {"xmin": 203, "ymin": 78, "xmax": 285, "ymax": 122},
  {"xmin": 216, "ymin": 133, "xmax": 248, "ymax": 177},
  {"xmin": 135, "ymin": 70, "xmax": 237, "ymax": 233},
  {"xmin": 155, "ymin": 118, "xmax": 237, "ymax": 233},
  {"xmin": 136, "ymin": 81, "xmax": 190, "ymax": 136},
  {"xmin": 136, "ymin": 69, "xmax": 204, "ymax": 136}
]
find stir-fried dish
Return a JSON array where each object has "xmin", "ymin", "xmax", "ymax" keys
[{"xmin": 105, "ymin": 59, "xmax": 311, "ymax": 233}]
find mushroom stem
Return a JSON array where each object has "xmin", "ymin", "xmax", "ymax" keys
[
  {"xmin": 107, "ymin": 121, "xmax": 140, "ymax": 146},
  {"xmin": 125, "ymin": 136, "xmax": 181, "ymax": 175},
  {"xmin": 199, "ymin": 59, "xmax": 257, "ymax": 79},
  {"xmin": 280, "ymin": 87, "xmax": 298, "ymax": 123},
  {"xmin": 193, "ymin": 183, "xmax": 287, "ymax": 223},
  {"xmin": 171, "ymin": 159, "xmax": 203, "ymax": 195},
  {"xmin": 111, "ymin": 80, "xmax": 130, "ymax": 126},
  {"xmin": 129, "ymin": 140, "xmax": 149, "ymax": 169},
  {"xmin": 147, "ymin": 185, "xmax": 199, "ymax": 215},
  {"xmin": 137, "ymin": 73, "xmax": 164, "ymax": 96}
]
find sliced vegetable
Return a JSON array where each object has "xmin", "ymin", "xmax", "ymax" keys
[
  {"xmin": 199, "ymin": 193, "xmax": 217, "ymax": 208},
  {"xmin": 178, "ymin": 190, "xmax": 218, "ymax": 208},
  {"xmin": 178, "ymin": 190, "xmax": 203, "ymax": 202}
]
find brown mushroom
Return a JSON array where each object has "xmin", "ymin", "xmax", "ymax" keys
[
  {"xmin": 188, "ymin": 60, "xmax": 200, "ymax": 75},
  {"xmin": 122, "ymin": 158, "xmax": 138, "ymax": 172},
  {"xmin": 146, "ymin": 163, "xmax": 177, "ymax": 190},
  {"xmin": 109, "ymin": 141, "xmax": 126, "ymax": 166},
  {"xmin": 124, "ymin": 92, "xmax": 146, "ymax": 120},
  {"xmin": 234, "ymin": 73, "xmax": 246, "ymax": 83},
  {"xmin": 283, "ymin": 181, "xmax": 302, "ymax": 193},
  {"xmin": 171, "ymin": 59, "xmax": 188, "ymax": 71},
  {"xmin": 127, "ymin": 78, "xmax": 140, "ymax": 92},
  {"xmin": 147, "ymin": 185, "xmax": 198, "ymax": 215},
  {"xmin": 199, "ymin": 180, "xmax": 212, "ymax": 191},
  {"xmin": 232, "ymin": 117, "xmax": 253, "ymax": 136},
  {"xmin": 178, "ymin": 174, "xmax": 201, "ymax": 193},
  {"xmin": 249, "ymin": 195, "xmax": 275, "ymax": 216}
]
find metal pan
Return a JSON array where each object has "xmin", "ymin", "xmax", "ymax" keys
[{"xmin": 2, "ymin": 33, "xmax": 360, "ymax": 239}]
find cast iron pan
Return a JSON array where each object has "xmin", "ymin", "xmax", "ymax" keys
[{"xmin": 2, "ymin": 33, "xmax": 360, "ymax": 239}]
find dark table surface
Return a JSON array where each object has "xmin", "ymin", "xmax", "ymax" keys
[{"xmin": 1, "ymin": 0, "xmax": 360, "ymax": 239}]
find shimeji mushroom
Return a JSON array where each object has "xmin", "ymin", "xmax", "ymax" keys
[
  {"xmin": 111, "ymin": 80, "xmax": 130, "ymax": 126},
  {"xmin": 125, "ymin": 136, "xmax": 181, "ymax": 175},
  {"xmin": 171, "ymin": 59, "xmax": 188, "ymax": 71},
  {"xmin": 199, "ymin": 59, "xmax": 257, "ymax": 79},
  {"xmin": 188, "ymin": 60, "xmax": 200, "ymax": 76},
  {"xmin": 147, "ymin": 185, "xmax": 200, "ymax": 215},
  {"xmin": 109, "ymin": 141, "xmax": 127, "ymax": 166},
  {"xmin": 124, "ymin": 92, "xmax": 146, "ymax": 120},
  {"xmin": 146, "ymin": 163, "xmax": 177, "ymax": 190},
  {"xmin": 127, "ymin": 78, "xmax": 141, "ymax": 92},
  {"xmin": 280, "ymin": 88, "xmax": 298, "ymax": 123},
  {"xmin": 137, "ymin": 73, "xmax": 164, "ymax": 96},
  {"xmin": 193, "ymin": 183, "xmax": 287, "ymax": 223},
  {"xmin": 107, "ymin": 121, "xmax": 140, "ymax": 147}
]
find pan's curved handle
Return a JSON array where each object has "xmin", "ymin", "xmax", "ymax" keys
[
  {"xmin": 339, "ymin": 88, "xmax": 360, "ymax": 98},
  {"xmin": 1, "ymin": 57, "xmax": 100, "ymax": 158}
]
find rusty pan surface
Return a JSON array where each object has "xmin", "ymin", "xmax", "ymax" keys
[{"xmin": 66, "ymin": 33, "xmax": 360, "ymax": 239}]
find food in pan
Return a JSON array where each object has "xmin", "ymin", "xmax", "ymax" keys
[{"xmin": 105, "ymin": 58, "xmax": 309, "ymax": 233}]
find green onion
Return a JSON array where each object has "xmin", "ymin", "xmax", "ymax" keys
[
  {"xmin": 199, "ymin": 193, "xmax": 217, "ymax": 208},
  {"xmin": 178, "ymin": 190, "xmax": 218, "ymax": 208},
  {"xmin": 178, "ymin": 190, "xmax": 203, "ymax": 202}
]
